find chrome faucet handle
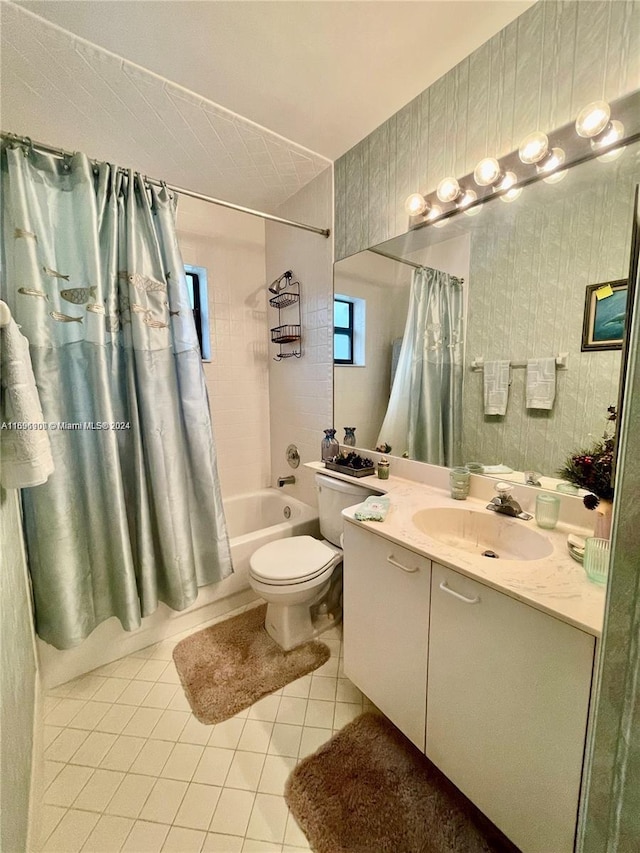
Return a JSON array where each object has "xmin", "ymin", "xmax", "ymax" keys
[
  {"xmin": 495, "ymin": 482, "xmax": 514, "ymax": 501},
  {"xmin": 524, "ymin": 471, "xmax": 542, "ymax": 486}
]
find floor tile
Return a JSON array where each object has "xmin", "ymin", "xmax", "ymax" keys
[
  {"xmin": 141, "ymin": 683, "xmax": 179, "ymax": 710},
  {"xmin": 80, "ymin": 813, "xmax": 134, "ymax": 852},
  {"xmin": 245, "ymin": 793, "xmax": 288, "ymax": 844},
  {"xmin": 238, "ymin": 720, "xmax": 274, "ymax": 753},
  {"xmin": 242, "ymin": 839, "xmax": 283, "ymax": 853},
  {"xmin": 39, "ymin": 804, "xmax": 67, "ymax": 846},
  {"xmin": 157, "ymin": 664, "xmax": 181, "ymax": 685},
  {"xmin": 274, "ymin": 698, "xmax": 307, "ymax": 726},
  {"xmin": 308, "ymin": 677, "xmax": 337, "ymax": 702},
  {"xmin": 147, "ymin": 640, "xmax": 177, "ymax": 661},
  {"xmin": 137, "ymin": 660, "xmax": 170, "ymax": 682},
  {"xmin": 151, "ymin": 709, "xmax": 191, "ymax": 742},
  {"xmin": 267, "ymin": 724, "xmax": 302, "ymax": 759},
  {"xmin": 117, "ymin": 680, "xmax": 153, "ymax": 706},
  {"xmin": 280, "ymin": 676, "xmax": 311, "ymax": 699},
  {"xmin": 105, "ymin": 773, "xmax": 156, "ymax": 819},
  {"xmin": 209, "ymin": 788, "xmax": 255, "ymax": 837},
  {"xmin": 173, "ymin": 782, "xmax": 222, "ymax": 831},
  {"xmin": 44, "ymin": 696, "xmax": 61, "ymax": 716},
  {"xmin": 248, "ymin": 695, "xmax": 281, "ymax": 722},
  {"xmin": 44, "ymin": 761, "xmax": 66, "ymax": 789},
  {"xmin": 298, "ymin": 727, "xmax": 331, "ymax": 758},
  {"xmin": 168, "ymin": 689, "xmax": 193, "ymax": 712},
  {"xmin": 257, "ymin": 755, "xmax": 296, "ymax": 796},
  {"xmin": 43, "ymin": 807, "xmax": 100, "ymax": 852},
  {"xmin": 45, "ymin": 698, "xmax": 87, "ymax": 727},
  {"xmin": 70, "ymin": 731, "xmax": 118, "ymax": 767},
  {"xmin": 44, "ymin": 728, "xmax": 90, "ymax": 763},
  {"xmin": 303, "ymin": 700, "xmax": 334, "ymax": 729},
  {"xmin": 161, "ymin": 825, "xmax": 206, "ymax": 852},
  {"xmin": 65, "ymin": 675, "xmax": 106, "ymax": 701},
  {"xmin": 123, "ymin": 706, "xmax": 164, "ymax": 737},
  {"xmin": 91, "ymin": 678, "xmax": 130, "ymax": 704},
  {"xmin": 283, "ymin": 813, "xmax": 310, "ymax": 849},
  {"xmin": 225, "ymin": 750, "xmax": 266, "ymax": 791},
  {"xmin": 45, "ymin": 764, "xmax": 94, "ymax": 807},
  {"xmin": 44, "ymin": 725, "xmax": 64, "ymax": 748},
  {"xmin": 205, "ymin": 717, "xmax": 244, "ymax": 750},
  {"xmin": 322, "ymin": 638, "xmax": 341, "ymax": 658},
  {"xmin": 161, "ymin": 742, "xmax": 205, "ymax": 781},
  {"xmin": 139, "ymin": 778, "xmax": 188, "ymax": 824},
  {"xmin": 202, "ymin": 833, "xmax": 243, "ymax": 852},
  {"xmin": 193, "ymin": 747, "xmax": 235, "ymax": 786},
  {"xmin": 73, "ymin": 768, "xmax": 124, "ymax": 812},
  {"xmin": 130, "ymin": 739, "xmax": 174, "ymax": 776},
  {"xmin": 91, "ymin": 660, "xmax": 121, "ymax": 677},
  {"xmin": 121, "ymin": 820, "xmax": 170, "ymax": 852},
  {"xmin": 95, "ymin": 704, "xmax": 137, "ymax": 734},
  {"xmin": 68, "ymin": 701, "xmax": 111, "ymax": 731},
  {"xmin": 112, "ymin": 657, "xmax": 146, "ymax": 679},
  {"xmin": 100, "ymin": 735, "xmax": 146, "ymax": 772},
  {"xmin": 336, "ymin": 678, "xmax": 362, "ymax": 704},
  {"xmin": 313, "ymin": 656, "xmax": 339, "ymax": 677},
  {"xmin": 179, "ymin": 715, "xmax": 214, "ymax": 746},
  {"xmin": 333, "ymin": 701, "xmax": 362, "ymax": 729}
]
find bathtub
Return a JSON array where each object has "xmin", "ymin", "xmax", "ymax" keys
[{"xmin": 39, "ymin": 489, "xmax": 320, "ymax": 687}]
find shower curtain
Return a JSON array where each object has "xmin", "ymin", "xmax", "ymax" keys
[
  {"xmin": 377, "ymin": 266, "xmax": 463, "ymax": 466},
  {"xmin": 0, "ymin": 143, "xmax": 232, "ymax": 649}
]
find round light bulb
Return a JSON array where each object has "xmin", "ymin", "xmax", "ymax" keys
[
  {"xmin": 518, "ymin": 131, "xmax": 549, "ymax": 165},
  {"xmin": 575, "ymin": 100, "xmax": 611, "ymax": 138},
  {"xmin": 543, "ymin": 169, "xmax": 568, "ymax": 184},
  {"xmin": 457, "ymin": 188, "xmax": 477, "ymax": 209},
  {"xmin": 436, "ymin": 177, "xmax": 461, "ymax": 203},
  {"xmin": 473, "ymin": 157, "xmax": 502, "ymax": 187},
  {"xmin": 500, "ymin": 187, "xmax": 523, "ymax": 204},
  {"xmin": 495, "ymin": 171, "xmax": 517, "ymax": 192},
  {"xmin": 405, "ymin": 193, "xmax": 428, "ymax": 216},
  {"xmin": 590, "ymin": 119, "xmax": 625, "ymax": 151},
  {"xmin": 537, "ymin": 147, "xmax": 565, "ymax": 175},
  {"xmin": 426, "ymin": 204, "xmax": 443, "ymax": 222}
]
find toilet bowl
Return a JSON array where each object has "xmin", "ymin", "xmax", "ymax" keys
[{"xmin": 249, "ymin": 472, "xmax": 379, "ymax": 650}]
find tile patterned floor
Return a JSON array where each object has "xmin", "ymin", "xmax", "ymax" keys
[{"xmin": 39, "ymin": 611, "xmax": 371, "ymax": 853}]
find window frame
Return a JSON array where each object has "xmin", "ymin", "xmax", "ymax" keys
[
  {"xmin": 334, "ymin": 297, "xmax": 355, "ymax": 365},
  {"xmin": 184, "ymin": 264, "xmax": 211, "ymax": 361}
]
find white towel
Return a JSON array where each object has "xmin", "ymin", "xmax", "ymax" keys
[
  {"xmin": 1, "ymin": 309, "xmax": 54, "ymax": 489},
  {"xmin": 483, "ymin": 360, "xmax": 510, "ymax": 416},
  {"xmin": 526, "ymin": 357, "xmax": 557, "ymax": 410}
]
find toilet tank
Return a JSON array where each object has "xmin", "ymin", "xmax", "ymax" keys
[{"xmin": 315, "ymin": 472, "xmax": 380, "ymax": 546}]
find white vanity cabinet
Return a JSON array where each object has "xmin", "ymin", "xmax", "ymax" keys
[
  {"xmin": 342, "ymin": 522, "xmax": 431, "ymax": 750},
  {"xmin": 427, "ymin": 563, "xmax": 595, "ymax": 853}
]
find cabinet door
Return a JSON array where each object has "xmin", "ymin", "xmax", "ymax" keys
[
  {"xmin": 427, "ymin": 563, "xmax": 595, "ymax": 853},
  {"xmin": 343, "ymin": 523, "xmax": 431, "ymax": 750}
]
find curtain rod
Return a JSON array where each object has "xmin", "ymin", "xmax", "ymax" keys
[
  {"xmin": 368, "ymin": 247, "xmax": 464, "ymax": 283},
  {"xmin": 1, "ymin": 132, "xmax": 331, "ymax": 238}
]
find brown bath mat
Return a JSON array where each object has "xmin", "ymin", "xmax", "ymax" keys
[
  {"xmin": 172, "ymin": 604, "xmax": 330, "ymax": 724},
  {"xmin": 285, "ymin": 712, "xmax": 520, "ymax": 853}
]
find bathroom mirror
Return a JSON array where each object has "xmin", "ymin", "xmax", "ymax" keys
[{"xmin": 334, "ymin": 140, "xmax": 640, "ymax": 487}]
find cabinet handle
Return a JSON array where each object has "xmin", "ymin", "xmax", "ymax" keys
[
  {"xmin": 439, "ymin": 580, "xmax": 480, "ymax": 604},
  {"xmin": 386, "ymin": 555, "xmax": 419, "ymax": 573}
]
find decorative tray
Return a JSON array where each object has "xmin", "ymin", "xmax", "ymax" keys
[{"xmin": 325, "ymin": 460, "xmax": 375, "ymax": 478}]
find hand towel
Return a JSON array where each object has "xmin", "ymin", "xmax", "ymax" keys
[
  {"xmin": 354, "ymin": 496, "xmax": 390, "ymax": 522},
  {"xmin": 1, "ymin": 309, "xmax": 54, "ymax": 488},
  {"xmin": 526, "ymin": 357, "xmax": 556, "ymax": 410},
  {"xmin": 483, "ymin": 360, "xmax": 510, "ymax": 416}
]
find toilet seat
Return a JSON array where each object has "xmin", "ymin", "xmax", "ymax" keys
[{"xmin": 249, "ymin": 536, "xmax": 339, "ymax": 586}]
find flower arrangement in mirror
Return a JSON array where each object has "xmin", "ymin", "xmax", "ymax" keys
[{"xmin": 558, "ymin": 406, "xmax": 616, "ymax": 538}]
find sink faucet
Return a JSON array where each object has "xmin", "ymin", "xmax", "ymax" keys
[
  {"xmin": 277, "ymin": 475, "xmax": 296, "ymax": 487},
  {"xmin": 524, "ymin": 471, "xmax": 542, "ymax": 487},
  {"xmin": 486, "ymin": 482, "xmax": 533, "ymax": 520}
]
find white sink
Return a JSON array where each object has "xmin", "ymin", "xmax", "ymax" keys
[{"xmin": 412, "ymin": 507, "xmax": 553, "ymax": 562}]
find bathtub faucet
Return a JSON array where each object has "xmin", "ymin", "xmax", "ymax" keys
[{"xmin": 277, "ymin": 475, "xmax": 296, "ymax": 487}]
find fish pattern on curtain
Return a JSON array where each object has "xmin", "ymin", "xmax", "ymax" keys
[
  {"xmin": 376, "ymin": 266, "xmax": 464, "ymax": 466},
  {"xmin": 0, "ymin": 144, "xmax": 232, "ymax": 649}
]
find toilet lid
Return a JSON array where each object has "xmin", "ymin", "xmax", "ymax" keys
[{"xmin": 250, "ymin": 536, "xmax": 337, "ymax": 584}]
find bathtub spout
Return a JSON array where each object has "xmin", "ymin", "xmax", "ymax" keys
[{"xmin": 278, "ymin": 475, "xmax": 296, "ymax": 487}]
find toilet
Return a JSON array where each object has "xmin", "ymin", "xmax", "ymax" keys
[{"xmin": 249, "ymin": 472, "xmax": 379, "ymax": 651}]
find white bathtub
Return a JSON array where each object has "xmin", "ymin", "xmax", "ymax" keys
[{"xmin": 39, "ymin": 489, "xmax": 320, "ymax": 687}]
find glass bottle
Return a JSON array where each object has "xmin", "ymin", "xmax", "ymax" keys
[
  {"xmin": 344, "ymin": 427, "xmax": 356, "ymax": 447},
  {"xmin": 321, "ymin": 429, "xmax": 339, "ymax": 462}
]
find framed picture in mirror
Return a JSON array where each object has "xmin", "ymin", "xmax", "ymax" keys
[{"xmin": 581, "ymin": 280, "xmax": 628, "ymax": 352}]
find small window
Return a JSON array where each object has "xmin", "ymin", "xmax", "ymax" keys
[
  {"xmin": 184, "ymin": 265, "xmax": 211, "ymax": 361},
  {"xmin": 334, "ymin": 298, "xmax": 354, "ymax": 364}
]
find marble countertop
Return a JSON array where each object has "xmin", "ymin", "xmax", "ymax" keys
[{"xmin": 308, "ymin": 462, "xmax": 606, "ymax": 637}]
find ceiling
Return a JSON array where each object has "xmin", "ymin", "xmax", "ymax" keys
[{"xmin": 2, "ymin": 0, "xmax": 533, "ymax": 212}]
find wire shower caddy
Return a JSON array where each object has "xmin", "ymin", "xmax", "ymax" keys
[{"xmin": 269, "ymin": 270, "xmax": 302, "ymax": 360}]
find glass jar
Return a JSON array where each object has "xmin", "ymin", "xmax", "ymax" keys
[
  {"xmin": 449, "ymin": 467, "xmax": 470, "ymax": 500},
  {"xmin": 321, "ymin": 429, "xmax": 339, "ymax": 461},
  {"xmin": 377, "ymin": 457, "xmax": 390, "ymax": 480},
  {"xmin": 535, "ymin": 493, "xmax": 560, "ymax": 529},
  {"xmin": 344, "ymin": 427, "xmax": 356, "ymax": 447},
  {"xmin": 583, "ymin": 537, "xmax": 610, "ymax": 585}
]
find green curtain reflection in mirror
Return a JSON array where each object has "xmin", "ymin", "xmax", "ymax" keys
[{"xmin": 377, "ymin": 267, "xmax": 463, "ymax": 465}]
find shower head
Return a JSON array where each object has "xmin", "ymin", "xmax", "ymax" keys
[{"xmin": 269, "ymin": 270, "xmax": 293, "ymax": 294}]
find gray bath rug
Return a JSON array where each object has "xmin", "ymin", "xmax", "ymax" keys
[
  {"xmin": 285, "ymin": 712, "xmax": 520, "ymax": 853},
  {"xmin": 172, "ymin": 604, "xmax": 330, "ymax": 724}
]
